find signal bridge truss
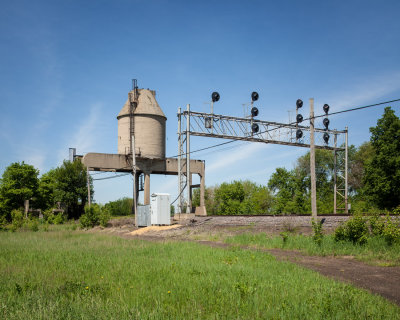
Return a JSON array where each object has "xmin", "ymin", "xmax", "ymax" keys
[{"xmin": 177, "ymin": 104, "xmax": 349, "ymax": 215}]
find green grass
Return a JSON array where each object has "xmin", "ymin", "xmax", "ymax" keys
[
  {"xmin": 225, "ymin": 232, "xmax": 400, "ymax": 266},
  {"xmin": 0, "ymin": 229, "xmax": 399, "ymax": 319}
]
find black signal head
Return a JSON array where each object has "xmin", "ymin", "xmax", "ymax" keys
[
  {"xmin": 211, "ymin": 92, "xmax": 220, "ymax": 102},
  {"xmin": 296, "ymin": 99, "xmax": 303, "ymax": 109},
  {"xmin": 251, "ymin": 91, "xmax": 259, "ymax": 102}
]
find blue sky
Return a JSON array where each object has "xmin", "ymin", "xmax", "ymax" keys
[{"xmin": 1, "ymin": 0, "xmax": 400, "ymax": 204}]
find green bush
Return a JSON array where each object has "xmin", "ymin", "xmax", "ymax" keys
[
  {"xmin": 104, "ymin": 197, "xmax": 133, "ymax": 216},
  {"xmin": 80, "ymin": 204, "xmax": 111, "ymax": 229},
  {"xmin": 26, "ymin": 219, "xmax": 39, "ymax": 232},
  {"xmin": 43, "ymin": 209, "xmax": 66, "ymax": 225},
  {"xmin": 52, "ymin": 212, "xmax": 65, "ymax": 225},
  {"xmin": 98, "ymin": 207, "xmax": 110, "ymax": 228},
  {"xmin": 368, "ymin": 213, "xmax": 385, "ymax": 236},
  {"xmin": 11, "ymin": 209, "xmax": 24, "ymax": 231},
  {"xmin": 382, "ymin": 217, "xmax": 400, "ymax": 246},
  {"xmin": 334, "ymin": 215, "xmax": 369, "ymax": 245},
  {"xmin": 393, "ymin": 205, "xmax": 400, "ymax": 215},
  {"xmin": 80, "ymin": 205, "xmax": 99, "ymax": 229}
]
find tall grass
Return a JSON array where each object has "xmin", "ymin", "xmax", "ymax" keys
[
  {"xmin": 225, "ymin": 232, "xmax": 400, "ymax": 266},
  {"xmin": 0, "ymin": 229, "xmax": 399, "ymax": 319}
]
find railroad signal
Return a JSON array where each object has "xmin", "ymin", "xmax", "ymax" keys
[
  {"xmin": 252, "ymin": 123, "xmax": 259, "ymax": 133},
  {"xmin": 323, "ymin": 104, "xmax": 329, "ymax": 114},
  {"xmin": 251, "ymin": 107, "xmax": 259, "ymax": 117},
  {"xmin": 323, "ymin": 132, "xmax": 330, "ymax": 143},
  {"xmin": 323, "ymin": 118, "xmax": 330, "ymax": 130},
  {"xmin": 296, "ymin": 114, "xmax": 303, "ymax": 123},
  {"xmin": 296, "ymin": 99, "xmax": 303, "ymax": 109},
  {"xmin": 251, "ymin": 91, "xmax": 259, "ymax": 102},
  {"xmin": 211, "ymin": 92, "xmax": 220, "ymax": 102},
  {"xmin": 296, "ymin": 129, "xmax": 303, "ymax": 139}
]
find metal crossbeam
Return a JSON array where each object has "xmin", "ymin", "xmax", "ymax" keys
[
  {"xmin": 184, "ymin": 111, "xmax": 346, "ymax": 150},
  {"xmin": 177, "ymin": 107, "xmax": 348, "ymax": 214}
]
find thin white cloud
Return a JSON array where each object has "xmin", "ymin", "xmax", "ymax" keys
[
  {"xmin": 328, "ymin": 71, "xmax": 400, "ymax": 111},
  {"xmin": 57, "ymin": 103, "xmax": 104, "ymax": 163}
]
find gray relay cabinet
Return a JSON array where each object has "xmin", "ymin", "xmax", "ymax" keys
[{"xmin": 137, "ymin": 193, "xmax": 170, "ymax": 227}]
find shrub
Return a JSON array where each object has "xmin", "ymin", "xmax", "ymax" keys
[
  {"xmin": 334, "ymin": 214, "xmax": 369, "ymax": 245},
  {"xmin": 80, "ymin": 205, "xmax": 100, "ymax": 229},
  {"xmin": 53, "ymin": 212, "xmax": 65, "ymax": 225},
  {"xmin": 393, "ymin": 205, "xmax": 400, "ymax": 216},
  {"xmin": 368, "ymin": 213, "xmax": 385, "ymax": 236},
  {"xmin": 27, "ymin": 219, "xmax": 39, "ymax": 232},
  {"xmin": 334, "ymin": 224, "xmax": 347, "ymax": 242},
  {"xmin": 382, "ymin": 217, "xmax": 400, "ymax": 246},
  {"xmin": 99, "ymin": 207, "xmax": 110, "ymax": 228},
  {"xmin": 11, "ymin": 209, "xmax": 24, "ymax": 231}
]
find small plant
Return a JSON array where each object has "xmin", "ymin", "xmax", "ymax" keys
[
  {"xmin": 280, "ymin": 232, "xmax": 288, "ymax": 246},
  {"xmin": 392, "ymin": 205, "xmax": 400, "ymax": 216},
  {"xmin": 311, "ymin": 218, "xmax": 324, "ymax": 246}
]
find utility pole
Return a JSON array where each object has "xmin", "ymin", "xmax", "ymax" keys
[
  {"xmin": 186, "ymin": 104, "xmax": 191, "ymax": 214},
  {"xmin": 87, "ymin": 167, "xmax": 91, "ymax": 208},
  {"xmin": 345, "ymin": 126, "xmax": 349, "ymax": 213},
  {"xmin": 309, "ymin": 98, "xmax": 317, "ymax": 219}
]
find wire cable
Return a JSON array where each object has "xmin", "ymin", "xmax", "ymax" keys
[
  {"xmin": 168, "ymin": 98, "xmax": 400, "ymax": 158},
  {"xmin": 92, "ymin": 173, "xmax": 130, "ymax": 181}
]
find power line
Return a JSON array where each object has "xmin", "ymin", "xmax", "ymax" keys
[
  {"xmin": 168, "ymin": 98, "xmax": 400, "ymax": 158},
  {"xmin": 92, "ymin": 173, "xmax": 130, "ymax": 181}
]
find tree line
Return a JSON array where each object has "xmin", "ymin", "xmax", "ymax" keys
[{"xmin": 0, "ymin": 160, "xmax": 93, "ymax": 224}]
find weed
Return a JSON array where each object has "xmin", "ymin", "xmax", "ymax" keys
[{"xmin": 311, "ymin": 218, "xmax": 324, "ymax": 246}]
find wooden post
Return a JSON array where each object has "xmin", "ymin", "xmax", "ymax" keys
[
  {"xmin": 309, "ymin": 98, "xmax": 317, "ymax": 219},
  {"xmin": 87, "ymin": 167, "xmax": 91, "ymax": 208}
]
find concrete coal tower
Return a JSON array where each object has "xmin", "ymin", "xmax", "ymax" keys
[{"xmin": 117, "ymin": 89, "xmax": 166, "ymax": 158}]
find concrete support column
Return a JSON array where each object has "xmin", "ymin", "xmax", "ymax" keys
[
  {"xmin": 188, "ymin": 173, "xmax": 192, "ymax": 212},
  {"xmin": 144, "ymin": 172, "xmax": 151, "ymax": 205},
  {"xmin": 200, "ymin": 174, "xmax": 205, "ymax": 207}
]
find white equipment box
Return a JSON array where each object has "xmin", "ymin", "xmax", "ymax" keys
[{"xmin": 150, "ymin": 193, "xmax": 171, "ymax": 225}]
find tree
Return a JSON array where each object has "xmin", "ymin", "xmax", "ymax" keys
[
  {"xmin": 347, "ymin": 142, "xmax": 374, "ymax": 193},
  {"xmin": 53, "ymin": 160, "xmax": 93, "ymax": 219},
  {"xmin": 363, "ymin": 107, "xmax": 400, "ymax": 210},
  {"xmin": 36, "ymin": 169, "xmax": 57, "ymax": 211},
  {"xmin": 268, "ymin": 167, "xmax": 308, "ymax": 214},
  {"xmin": 0, "ymin": 162, "xmax": 39, "ymax": 221}
]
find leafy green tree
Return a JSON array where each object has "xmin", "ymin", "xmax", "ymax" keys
[
  {"xmin": 363, "ymin": 107, "xmax": 400, "ymax": 210},
  {"xmin": 53, "ymin": 160, "xmax": 93, "ymax": 219},
  {"xmin": 268, "ymin": 167, "xmax": 308, "ymax": 214},
  {"xmin": 348, "ymin": 142, "xmax": 374, "ymax": 192},
  {"xmin": 0, "ymin": 162, "xmax": 39, "ymax": 221},
  {"xmin": 36, "ymin": 169, "xmax": 57, "ymax": 211},
  {"xmin": 214, "ymin": 181, "xmax": 244, "ymax": 215}
]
